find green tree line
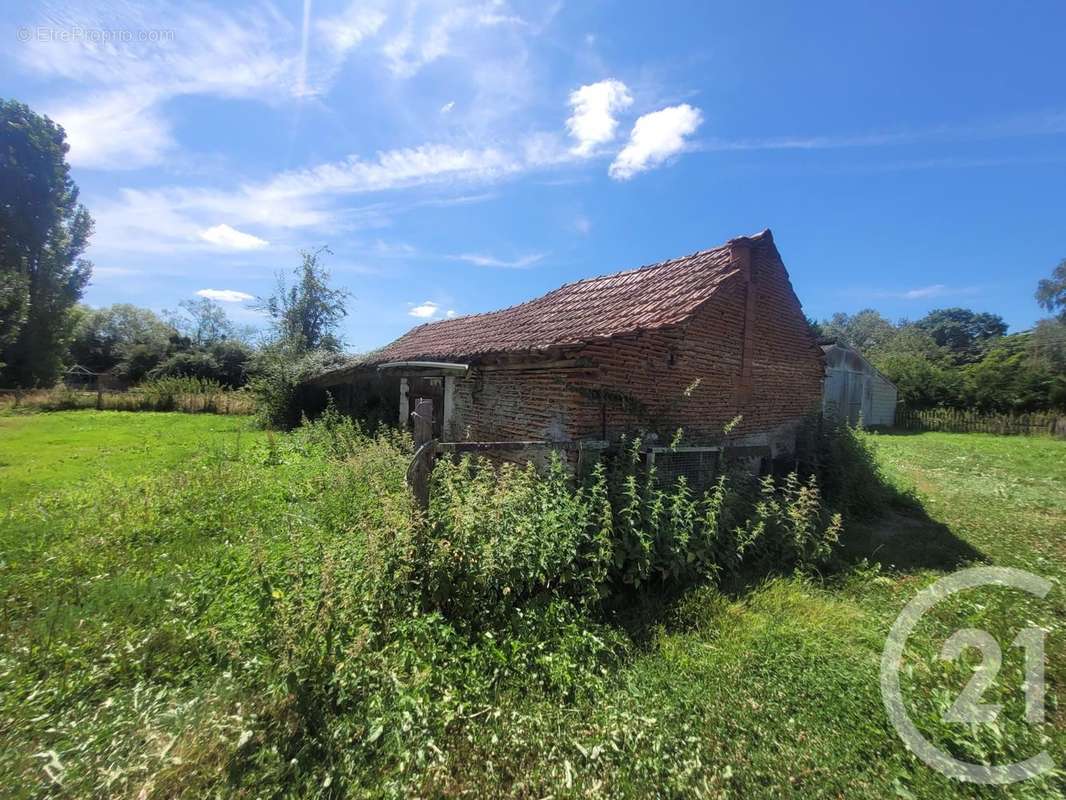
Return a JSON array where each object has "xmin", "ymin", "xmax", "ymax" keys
[{"xmin": 811, "ymin": 300, "xmax": 1066, "ymax": 413}]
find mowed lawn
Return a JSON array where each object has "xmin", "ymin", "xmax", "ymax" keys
[
  {"xmin": 0, "ymin": 410, "xmax": 262, "ymax": 505},
  {"xmin": 0, "ymin": 411, "xmax": 1063, "ymax": 798}
]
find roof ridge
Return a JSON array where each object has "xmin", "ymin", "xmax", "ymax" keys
[
  {"xmin": 337, "ymin": 229, "xmax": 778, "ymax": 367},
  {"xmin": 407, "ymin": 229, "xmax": 770, "ymax": 331}
]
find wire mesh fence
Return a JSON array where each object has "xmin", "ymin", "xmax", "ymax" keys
[{"xmin": 646, "ymin": 447, "xmax": 723, "ymax": 492}]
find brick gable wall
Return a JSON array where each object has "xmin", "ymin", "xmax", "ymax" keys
[{"xmin": 434, "ymin": 241, "xmax": 824, "ymax": 453}]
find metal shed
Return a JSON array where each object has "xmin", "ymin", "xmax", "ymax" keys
[{"xmin": 821, "ymin": 344, "xmax": 897, "ymax": 427}]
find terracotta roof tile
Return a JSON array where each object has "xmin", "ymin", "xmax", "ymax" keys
[{"xmin": 359, "ymin": 230, "xmax": 771, "ymax": 365}]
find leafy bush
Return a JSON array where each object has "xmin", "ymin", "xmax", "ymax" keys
[
  {"xmin": 149, "ymin": 351, "xmax": 215, "ymax": 382},
  {"xmin": 148, "ymin": 348, "xmax": 253, "ymax": 388},
  {"xmin": 421, "ymin": 455, "xmax": 614, "ymax": 624},
  {"xmin": 733, "ymin": 473, "xmax": 842, "ymax": 569},
  {"xmin": 408, "ymin": 430, "xmax": 844, "ymax": 627},
  {"xmin": 248, "ymin": 346, "xmax": 349, "ymax": 430},
  {"xmin": 796, "ymin": 415, "xmax": 910, "ymax": 519},
  {"xmin": 139, "ymin": 375, "xmax": 223, "ymax": 404}
]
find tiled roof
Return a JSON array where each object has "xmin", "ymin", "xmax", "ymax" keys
[{"xmin": 358, "ymin": 230, "xmax": 771, "ymax": 367}]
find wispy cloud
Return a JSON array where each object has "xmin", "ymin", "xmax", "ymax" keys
[
  {"xmin": 372, "ymin": 239, "xmax": 419, "ymax": 257},
  {"xmin": 610, "ymin": 104, "xmax": 703, "ymax": 180},
  {"xmin": 382, "ymin": 1, "xmax": 527, "ymax": 78},
  {"xmin": 259, "ymin": 144, "xmax": 519, "ymax": 200},
  {"xmin": 49, "ymin": 90, "xmax": 174, "ymax": 170},
  {"xmin": 316, "ymin": 2, "xmax": 387, "ymax": 57},
  {"xmin": 196, "ymin": 288, "xmax": 254, "ymax": 303},
  {"xmin": 899, "ymin": 284, "xmax": 981, "ymax": 300},
  {"xmin": 844, "ymin": 284, "xmax": 983, "ymax": 301},
  {"xmin": 87, "ymin": 145, "xmax": 517, "ymax": 255},
  {"xmin": 566, "ymin": 79, "xmax": 633, "ymax": 156},
  {"xmin": 199, "ymin": 224, "xmax": 269, "ymax": 250},
  {"xmin": 15, "ymin": 1, "xmax": 311, "ymax": 169},
  {"xmin": 450, "ymin": 252, "xmax": 545, "ymax": 269}
]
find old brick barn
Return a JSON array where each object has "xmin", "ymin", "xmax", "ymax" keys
[{"xmin": 310, "ymin": 229, "xmax": 825, "ymax": 461}]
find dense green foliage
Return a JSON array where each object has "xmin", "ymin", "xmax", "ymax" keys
[
  {"xmin": 816, "ymin": 305, "xmax": 1066, "ymax": 413},
  {"xmin": 249, "ymin": 346, "xmax": 349, "ymax": 429},
  {"xmin": 2, "ymin": 411, "xmax": 1061, "ymax": 797},
  {"xmin": 67, "ymin": 301, "xmax": 255, "ymax": 387},
  {"xmin": 913, "ymin": 307, "xmax": 1009, "ymax": 363},
  {"xmin": 0, "ymin": 99, "xmax": 93, "ymax": 386},
  {"xmin": 68, "ymin": 304, "xmax": 174, "ymax": 375}
]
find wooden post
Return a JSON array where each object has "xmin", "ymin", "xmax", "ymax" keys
[{"xmin": 408, "ymin": 398, "xmax": 435, "ymax": 510}]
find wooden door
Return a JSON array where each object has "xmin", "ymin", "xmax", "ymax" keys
[{"xmin": 406, "ymin": 376, "xmax": 445, "ymax": 438}]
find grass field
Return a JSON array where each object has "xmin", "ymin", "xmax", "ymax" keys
[
  {"xmin": 0, "ymin": 411, "xmax": 262, "ymax": 504},
  {"xmin": 0, "ymin": 411, "xmax": 1062, "ymax": 798}
]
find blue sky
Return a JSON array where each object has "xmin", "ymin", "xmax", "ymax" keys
[{"xmin": 3, "ymin": 0, "xmax": 1065, "ymax": 352}]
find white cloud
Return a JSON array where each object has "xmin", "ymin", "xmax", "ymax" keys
[
  {"xmin": 609, "ymin": 104, "xmax": 703, "ymax": 180},
  {"xmin": 451, "ymin": 252, "xmax": 544, "ymax": 269},
  {"xmin": 440, "ymin": 100, "xmax": 456, "ymax": 114},
  {"xmin": 85, "ymin": 143, "xmax": 521, "ymax": 256},
  {"xmin": 573, "ymin": 215, "xmax": 591, "ymax": 235},
  {"xmin": 408, "ymin": 302, "xmax": 458, "ymax": 319},
  {"xmin": 196, "ymin": 288, "xmax": 255, "ymax": 303},
  {"xmin": 373, "ymin": 239, "xmax": 419, "ymax": 256},
  {"xmin": 409, "ymin": 300, "xmax": 440, "ymax": 318},
  {"xmin": 199, "ymin": 224, "xmax": 269, "ymax": 250},
  {"xmin": 317, "ymin": 3, "xmax": 387, "ymax": 56},
  {"xmin": 566, "ymin": 79, "xmax": 633, "ymax": 156}
]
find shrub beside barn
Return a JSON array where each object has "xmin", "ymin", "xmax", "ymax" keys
[{"xmin": 311, "ymin": 229, "xmax": 825, "ymax": 459}]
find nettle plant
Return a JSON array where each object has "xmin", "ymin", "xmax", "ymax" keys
[
  {"xmin": 604, "ymin": 434, "xmax": 842, "ymax": 588},
  {"xmin": 418, "ymin": 432, "xmax": 844, "ymax": 617}
]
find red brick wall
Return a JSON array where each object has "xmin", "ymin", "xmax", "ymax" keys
[
  {"xmin": 743, "ymin": 241, "xmax": 826, "ymax": 434},
  {"xmin": 566, "ymin": 278, "xmax": 749, "ymax": 441},
  {"xmin": 446, "ymin": 241, "xmax": 824, "ymax": 449},
  {"xmin": 448, "ymin": 368, "xmax": 577, "ymax": 442}
]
